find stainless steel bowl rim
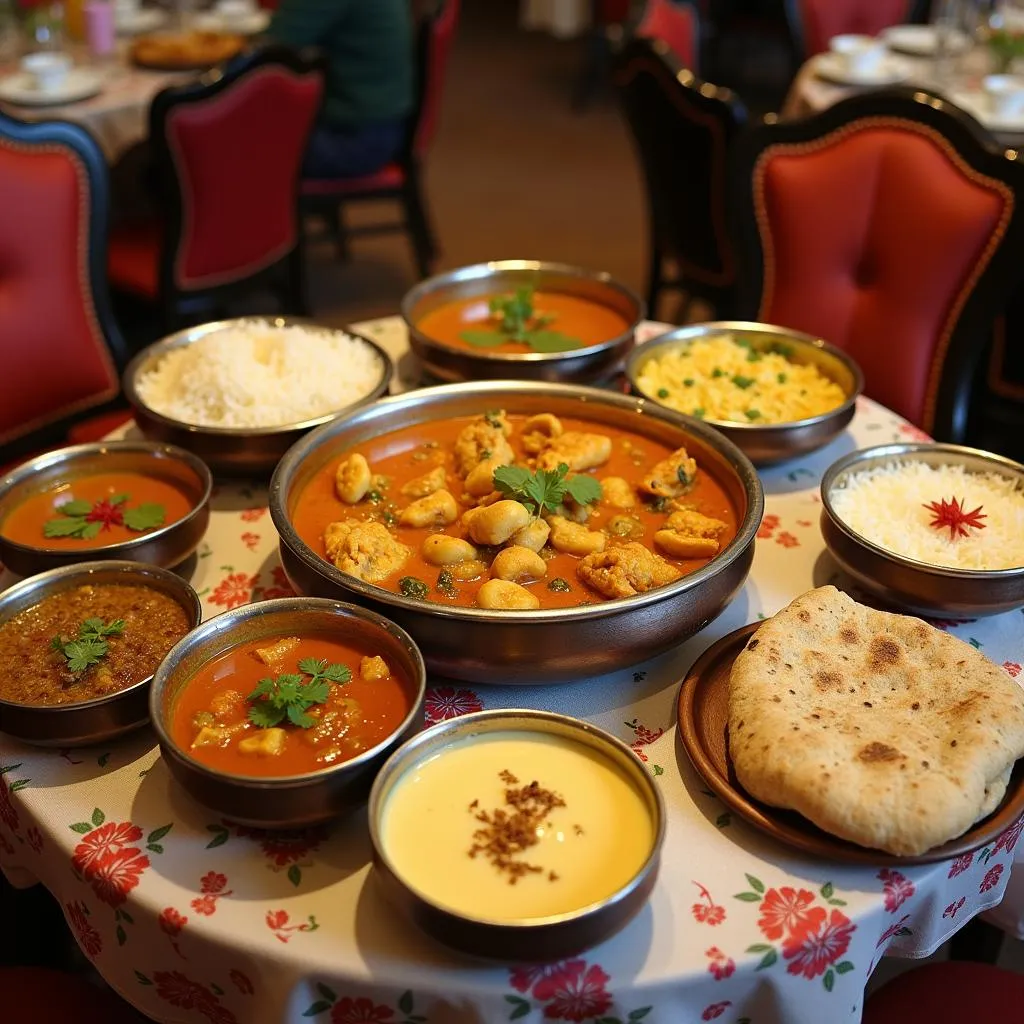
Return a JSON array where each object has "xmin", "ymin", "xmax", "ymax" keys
[
  {"xmin": 0, "ymin": 440, "xmax": 213, "ymax": 560},
  {"xmin": 821, "ymin": 442, "xmax": 1024, "ymax": 580},
  {"xmin": 368, "ymin": 707, "xmax": 666, "ymax": 929},
  {"xmin": 401, "ymin": 260, "xmax": 646, "ymax": 364},
  {"xmin": 269, "ymin": 379, "xmax": 765, "ymax": 622},
  {"xmin": 149, "ymin": 596, "xmax": 428, "ymax": 789},
  {"xmin": 626, "ymin": 321, "xmax": 865, "ymax": 431},
  {"xmin": 123, "ymin": 316, "xmax": 394, "ymax": 437},
  {"xmin": 0, "ymin": 559, "xmax": 202, "ymax": 713}
]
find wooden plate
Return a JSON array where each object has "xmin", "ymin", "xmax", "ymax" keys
[{"xmin": 677, "ymin": 622, "xmax": 1024, "ymax": 865}]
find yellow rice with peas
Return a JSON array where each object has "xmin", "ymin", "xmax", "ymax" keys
[{"xmin": 635, "ymin": 334, "xmax": 847, "ymax": 425}]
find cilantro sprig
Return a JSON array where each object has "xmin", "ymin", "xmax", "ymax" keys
[
  {"xmin": 50, "ymin": 618, "xmax": 125, "ymax": 674},
  {"xmin": 44, "ymin": 494, "xmax": 166, "ymax": 540},
  {"xmin": 493, "ymin": 462, "xmax": 602, "ymax": 517},
  {"xmin": 459, "ymin": 285, "xmax": 583, "ymax": 354},
  {"xmin": 246, "ymin": 657, "xmax": 351, "ymax": 729}
]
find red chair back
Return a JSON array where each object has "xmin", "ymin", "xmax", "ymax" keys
[
  {"xmin": 0, "ymin": 114, "xmax": 124, "ymax": 455},
  {"xmin": 153, "ymin": 48, "xmax": 324, "ymax": 292},
  {"xmin": 636, "ymin": 0, "xmax": 698, "ymax": 71},
  {"xmin": 794, "ymin": 0, "xmax": 911, "ymax": 56},
  {"xmin": 412, "ymin": 0, "xmax": 459, "ymax": 159},
  {"xmin": 732, "ymin": 90, "xmax": 1024, "ymax": 440}
]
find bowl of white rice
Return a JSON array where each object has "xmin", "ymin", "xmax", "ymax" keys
[
  {"xmin": 124, "ymin": 318, "xmax": 392, "ymax": 476},
  {"xmin": 821, "ymin": 443, "xmax": 1024, "ymax": 617},
  {"xmin": 625, "ymin": 322, "xmax": 862, "ymax": 465}
]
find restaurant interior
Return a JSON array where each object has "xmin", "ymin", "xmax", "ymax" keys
[{"xmin": 3, "ymin": 0, "xmax": 1024, "ymax": 1022}]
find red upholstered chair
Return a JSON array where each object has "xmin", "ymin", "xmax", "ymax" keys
[
  {"xmin": 107, "ymin": 45, "xmax": 325, "ymax": 331},
  {"xmin": 636, "ymin": 0, "xmax": 698, "ymax": 71},
  {"xmin": 0, "ymin": 111, "xmax": 130, "ymax": 469},
  {"xmin": 300, "ymin": 0, "xmax": 459, "ymax": 280},
  {"xmin": 730, "ymin": 88, "xmax": 1024, "ymax": 442},
  {"xmin": 786, "ymin": 0, "xmax": 919, "ymax": 58},
  {"xmin": 613, "ymin": 36, "xmax": 745, "ymax": 320},
  {"xmin": 863, "ymin": 961, "xmax": 1024, "ymax": 1023}
]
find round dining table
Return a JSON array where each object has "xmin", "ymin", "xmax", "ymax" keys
[{"xmin": 1, "ymin": 316, "xmax": 1023, "ymax": 1024}]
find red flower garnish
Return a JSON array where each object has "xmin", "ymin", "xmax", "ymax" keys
[
  {"xmin": 923, "ymin": 496, "xmax": 987, "ymax": 540},
  {"xmin": 85, "ymin": 497, "xmax": 125, "ymax": 530}
]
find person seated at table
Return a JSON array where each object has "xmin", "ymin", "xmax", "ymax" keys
[{"xmin": 268, "ymin": 0, "xmax": 414, "ymax": 179}]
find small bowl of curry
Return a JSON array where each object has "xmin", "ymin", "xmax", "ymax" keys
[
  {"xmin": 402, "ymin": 260, "xmax": 644, "ymax": 384},
  {"xmin": 0, "ymin": 560, "xmax": 201, "ymax": 746},
  {"xmin": 0, "ymin": 441, "xmax": 212, "ymax": 578},
  {"xmin": 150, "ymin": 597, "xmax": 426, "ymax": 829}
]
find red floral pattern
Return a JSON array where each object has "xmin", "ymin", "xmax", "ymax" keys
[
  {"xmin": 0, "ymin": 774, "xmax": 19, "ymax": 833},
  {"xmin": 878, "ymin": 869, "xmax": 914, "ymax": 913},
  {"xmin": 210, "ymin": 572, "xmax": 259, "ymax": 610},
  {"xmin": 980, "ymin": 864, "xmax": 1005, "ymax": 893},
  {"xmin": 424, "ymin": 686, "xmax": 483, "ymax": 725},
  {"xmin": 72, "ymin": 821, "xmax": 151, "ymax": 909},
  {"xmin": 65, "ymin": 900, "xmax": 102, "ymax": 958},
  {"xmin": 948, "ymin": 852, "xmax": 974, "ymax": 878},
  {"xmin": 757, "ymin": 514, "xmax": 780, "ymax": 539},
  {"xmin": 783, "ymin": 908, "xmax": 854, "ymax": 979},
  {"xmin": 1004, "ymin": 662, "xmax": 1021, "ymax": 678},
  {"xmin": 702, "ymin": 1002, "xmax": 732, "ymax": 1021},
  {"xmin": 705, "ymin": 946, "xmax": 735, "ymax": 981},
  {"xmin": 229, "ymin": 969, "xmax": 253, "ymax": 995},
  {"xmin": 509, "ymin": 963, "xmax": 567, "ymax": 994},
  {"xmin": 153, "ymin": 970, "xmax": 238, "ymax": 1023},
  {"xmin": 899, "ymin": 423, "xmax": 933, "ymax": 442},
  {"xmin": 265, "ymin": 909, "xmax": 318, "ymax": 943},
  {"xmin": 26, "ymin": 825, "xmax": 43, "ymax": 853},
  {"xmin": 330, "ymin": 998, "xmax": 394, "ymax": 1023},
  {"xmin": 776, "ymin": 531, "xmax": 799, "ymax": 548},
  {"xmin": 255, "ymin": 564, "xmax": 297, "ymax": 601},
  {"xmin": 230, "ymin": 822, "xmax": 325, "ymax": 870},
  {"xmin": 159, "ymin": 906, "xmax": 188, "ymax": 957},
  {"xmin": 757, "ymin": 886, "xmax": 817, "ymax": 941},
  {"xmin": 533, "ymin": 960, "xmax": 612, "ymax": 1021},
  {"xmin": 991, "ymin": 816, "xmax": 1024, "ymax": 858},
  {"xmin": 692, "ymin": 882, "xmax": 726, "ymax": 925},
  {"xmin": 191, "ymin": 871, "xmax": 233, "ymax": 915},
  {"xmin": 240, "ymin": 531, "xmax": 260, "ymax": 550},
  {"xmin": 89, "ymin": 847, "xmax": 151, "ymax": 908},
  {"xmin": 943, "ymin": 897, "xmax": 966, "ymax": 919},
  {"xmin": 240, "ymin": 508, "xmax": 265, "ymax": 522}
]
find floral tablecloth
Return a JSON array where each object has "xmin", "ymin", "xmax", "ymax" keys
[{"xmin": 2, "ymin": 317, "xmax": 1024, "ymax": 1024}]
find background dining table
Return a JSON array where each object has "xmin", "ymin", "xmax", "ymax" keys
[{"xmin": 1, "ymin": 317, "xmax": 1023, "ymax": 1024}]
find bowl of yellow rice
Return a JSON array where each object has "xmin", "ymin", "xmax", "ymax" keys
[{"xmin": 625, "ymin": 322, "xmax": 863, "ymax": 465}]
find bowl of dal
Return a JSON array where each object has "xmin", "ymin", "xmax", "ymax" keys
[
  {"xmin": 123, "ymin": 316, "xmax": 393, "ymax": 477},
  {"xmin": 402, "ymin": 261, "xmax": 644, "ymax": 384},
  {"xmin": 369, "ymin": 708, "xmax": 665, "ymax": 960},
  {"xmin": 820, "ymin": 443, "xmax": 1024, "ymax": 617},
  {"xmin": 0, "ymin": 560, "xmax": 201, "ymax": 746},
  {"xmin": 625, "ymin": 322, "xmax": 863, "ymax": 465}
]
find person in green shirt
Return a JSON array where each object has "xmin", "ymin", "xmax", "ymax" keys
[{"xmin": 269, "ymin": 0, "xmax": 415, "ymax": 179}]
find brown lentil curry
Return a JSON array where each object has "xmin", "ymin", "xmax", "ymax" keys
[{"xmin": 0, "ymin": 584, "xmax": 190, "ymax": 706}]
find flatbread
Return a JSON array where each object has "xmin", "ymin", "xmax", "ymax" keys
[{"xmin": 728, "ymin": 586, "xmax": 1024, "ymax": 856}]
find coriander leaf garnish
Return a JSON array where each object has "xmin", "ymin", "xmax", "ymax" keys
[
  {"xmin": 493, "ymin": 463, "xmax": 602, "ymax": 517},
  {"xmin": 44, "ymin": 494, "xmax": 166, "ymax": 539},
  {"xmin": 123, "ymin": 503, "xmax": 166, "ymax": 532},
  {"xmin": 460, "ymin": 330, "xmax": 509, "ymax": 349},
  {"xmin": 246, "ymin": 657, "xmax": 349, "ymax": 730},
  {"xmin": 50, "ymin": 618, "xmax": 125, "ymax": 674},
  {"xmin": 458, "ymin": 285, "xmax": 581, "ymax": 353},
  {"xmin": 732, "ymin": 375, "xmax": 755, "ymax": 390}
]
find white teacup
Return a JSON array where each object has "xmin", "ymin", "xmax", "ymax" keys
[
  {"xmin": 830, "ymin": 34, "xmax": 886, "ymax": 77},
  {"xmin": 983, "ymin": 74, "xmax": 1024, "ymax": 120},
  {"xmin": 215, "ymin": 0, "xmax": 255, "ymax": 27},
  {"xmin": 21, "ymin": 52, "xmax": 72, "ymax": 93}
]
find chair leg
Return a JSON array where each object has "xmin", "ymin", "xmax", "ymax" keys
[{"xmin": 402, "ymin": 167, "xmax": 438, "ymax": 280}]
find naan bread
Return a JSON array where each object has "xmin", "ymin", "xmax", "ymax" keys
[{"xmin": 728, "ymin": 586, "xmax": 1024, "ymax": 856}]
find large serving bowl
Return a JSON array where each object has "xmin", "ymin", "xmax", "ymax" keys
[
  {"xmin": 270, "ymin": 381, "xmax": 763, "ymax": 685},
  {"xmin": 0, "ymin": 441, "xmax": 212, "ymax": 578},
  {"xmin": 123, "ymin": 316, "xmax": 393, "ymax": 477},
  {"xmin": 149, "ymin": 597, "xmax": 426, "ymax": 828},
  {"xmin": 625, "ymin": 322, "xmax": 863, "ymax": 465},
  {"xmin": 402, "ymin": 260, "xmax": 644, "ymax": 384},
  {"xmin": 369, "ymin": 709, "xmax": 665, "ymax": 961},
  {"xmin": 0, "ymin": 561, "xmax": 202, "ymax": 746},
  {"xmin": 820, "ymin": 443, "xmax": 1024, "ymax": 617}
]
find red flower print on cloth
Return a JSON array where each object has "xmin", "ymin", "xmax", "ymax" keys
[
  {"xmin": 991, "ymin": 816, "xmax": 1024, "ymax": 859},
  {"xmin": 981, "ymin": 864, "xmax": 1005, "ymax": 893},
  {"xmin": 878, "ymin": 869, "xmax": 914, "ymax": 913},
  {"xmin": 210, "ymin": 572, "xmax": 259, "ymax": 610},
  {"xmin": 1004, "ymin": 662, "xmax": 1022, "ymax": 678},
  {"xmin": 89, "ymin": 847, "xmax": 151, "ymax": 908},
  {"xmin": 0, "ymin": 775, "xmax": 19, "ymax": 833},
  {"xmin": 757, "ymin": 886, "xmax": 818, "ymax": 941},
  {"xmin": 191, "ymin": 871, "xmax": 233, "ymax": 915},
  {"xmin": 757, "ymin": 514, "xmax": 779, "ymax": 539},
  {"xmin": 231, "ymin": 822, "xmax": 326, "ymax": 869},
  {"xmin": 330, "ymin": 998, "xmax": 394, "ymax": 1024},
  {"xmin": 240, "ymin": 507, "xmax": 265, "ymax": 522},
  {"xmin": 424, "ymin": 686, "xmax": 483, "ymax": 725},
  {"xmin": 266, "ymin": 909, "xmax": 319, "ymax": 943},
  {"xmin": 533, "ymin": 959, "xmax": 612, "ymax": 1021},
  {"xmin": 159, "ymin": 907, "xmax": 188, "ymax": 958},
  {"xmin": 949, "ymin": 852, "xmax": 974, "ymax": 878},
  {"xmin": 877, "ymin": 914, "xmax": 911, "ymax": 948},
  {"xmin": 240, "ymin": 532, "xmax": 260, "ymax": 551},
  {"xmin": 783, "ymin": 908, "xmax": 855, "ymax": 979},
  {"xmin": 692, "ymin": 882, "xmax": 726, "ymax": 925},
  {"xmin": 702, "ymin": 1002, "xmax": 732, "ymax": 1021},
  {"xmin": 899, "ymin": 423, "xmax": 933, "ymax": 443},
  {"xmin": 65, "ymin": 900, "xmax": 102, "ymax": 958},
  {"xmin": 943, "ymin": 897, "xmax": 966, "ymax": 920},
  {"xmin": 705, "ymin": 946, "xmax": 735, "ymax": 981},
  {"xmin": 776, "ymin": 531, "xmax": 799, "ymax": 548},
  {"xmin": 72, "ymin": 821, "xmax": 143, "ymax": 876},
  {"xmin": 153, "ymin": 970, "xmax": 238, "ymax": 1023},
  {"xmin": 229, "ymin": 969, "xmax": 253, "ymax": 996},
  {"xmin": 509, "ymin": 963, "xmax": 566, "ymax": 995},
  {"xmin": 257, "ymin": 565, "xmax": 296, "ymax": 601},
  {"xmin": 26, "ymin": 826, "xmax": 43, "ymax": 853}
]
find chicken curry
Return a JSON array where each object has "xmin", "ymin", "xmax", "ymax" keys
[
  {"xmin": 172, "ymin": 635, "xmax": 413, "ymax": 778},
  {"xmin": 292, "ymin": 411, "xmax": 739, "ymax": 611}
]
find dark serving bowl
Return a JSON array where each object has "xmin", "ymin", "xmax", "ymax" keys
[
  {"xmin": 0, "ymin": 561, "xmax": 202, "ymax": 746},
  {"xmin": 821, "ymin": 443, "xmax": 1024, "ymax": 617},
  {"xmin": 402, "ymin": 260, "xmax": 645, "ymax": 384},
  {"xmin": 149, "ymin": 597, "xmax": 427, "ymax": 828},
  {"xmin": 269, "ymin": 380, "xmax": 764, "ymax": 685},
  {"xmin": 123, "ymin": 316, "xmax": 393, "ymax": 477},
  {"xmin": 625, "ymin": 321, "xmax": 863, "ymax": 465},
  {"xmin": 369, "ymin": 709, "xmax": 665, "ymax": 961},
  {"xmin": 0, "ymin": 441, "xmax": 212, "ymax": 578}
]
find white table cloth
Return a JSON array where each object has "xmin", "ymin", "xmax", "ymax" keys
[{"xmin": 1, "ymin": 317, "xmax": 1023, "ymax": 1024}]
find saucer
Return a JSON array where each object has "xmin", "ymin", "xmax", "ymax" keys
[
  {"xmin": 813, "ymin": 51, "xmax": 911, "ymax": 87},
  {"xmin": 116, "ymin": 9, "xmax": 169, "ymax": 35},
  {"xmin": 948, "ymin": 87, "xmax": 1024, "ymax": 134},
  {"xmin": 0, "ymin": 68, "xmax": 104, "ymax": 107},
  {"xmin": 881, "ymin": 24, "xmax": 970, "ymax": 56},
  {"xmin": 192, "ymin": 10, "xmax": 270, "ymax": 35}
]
